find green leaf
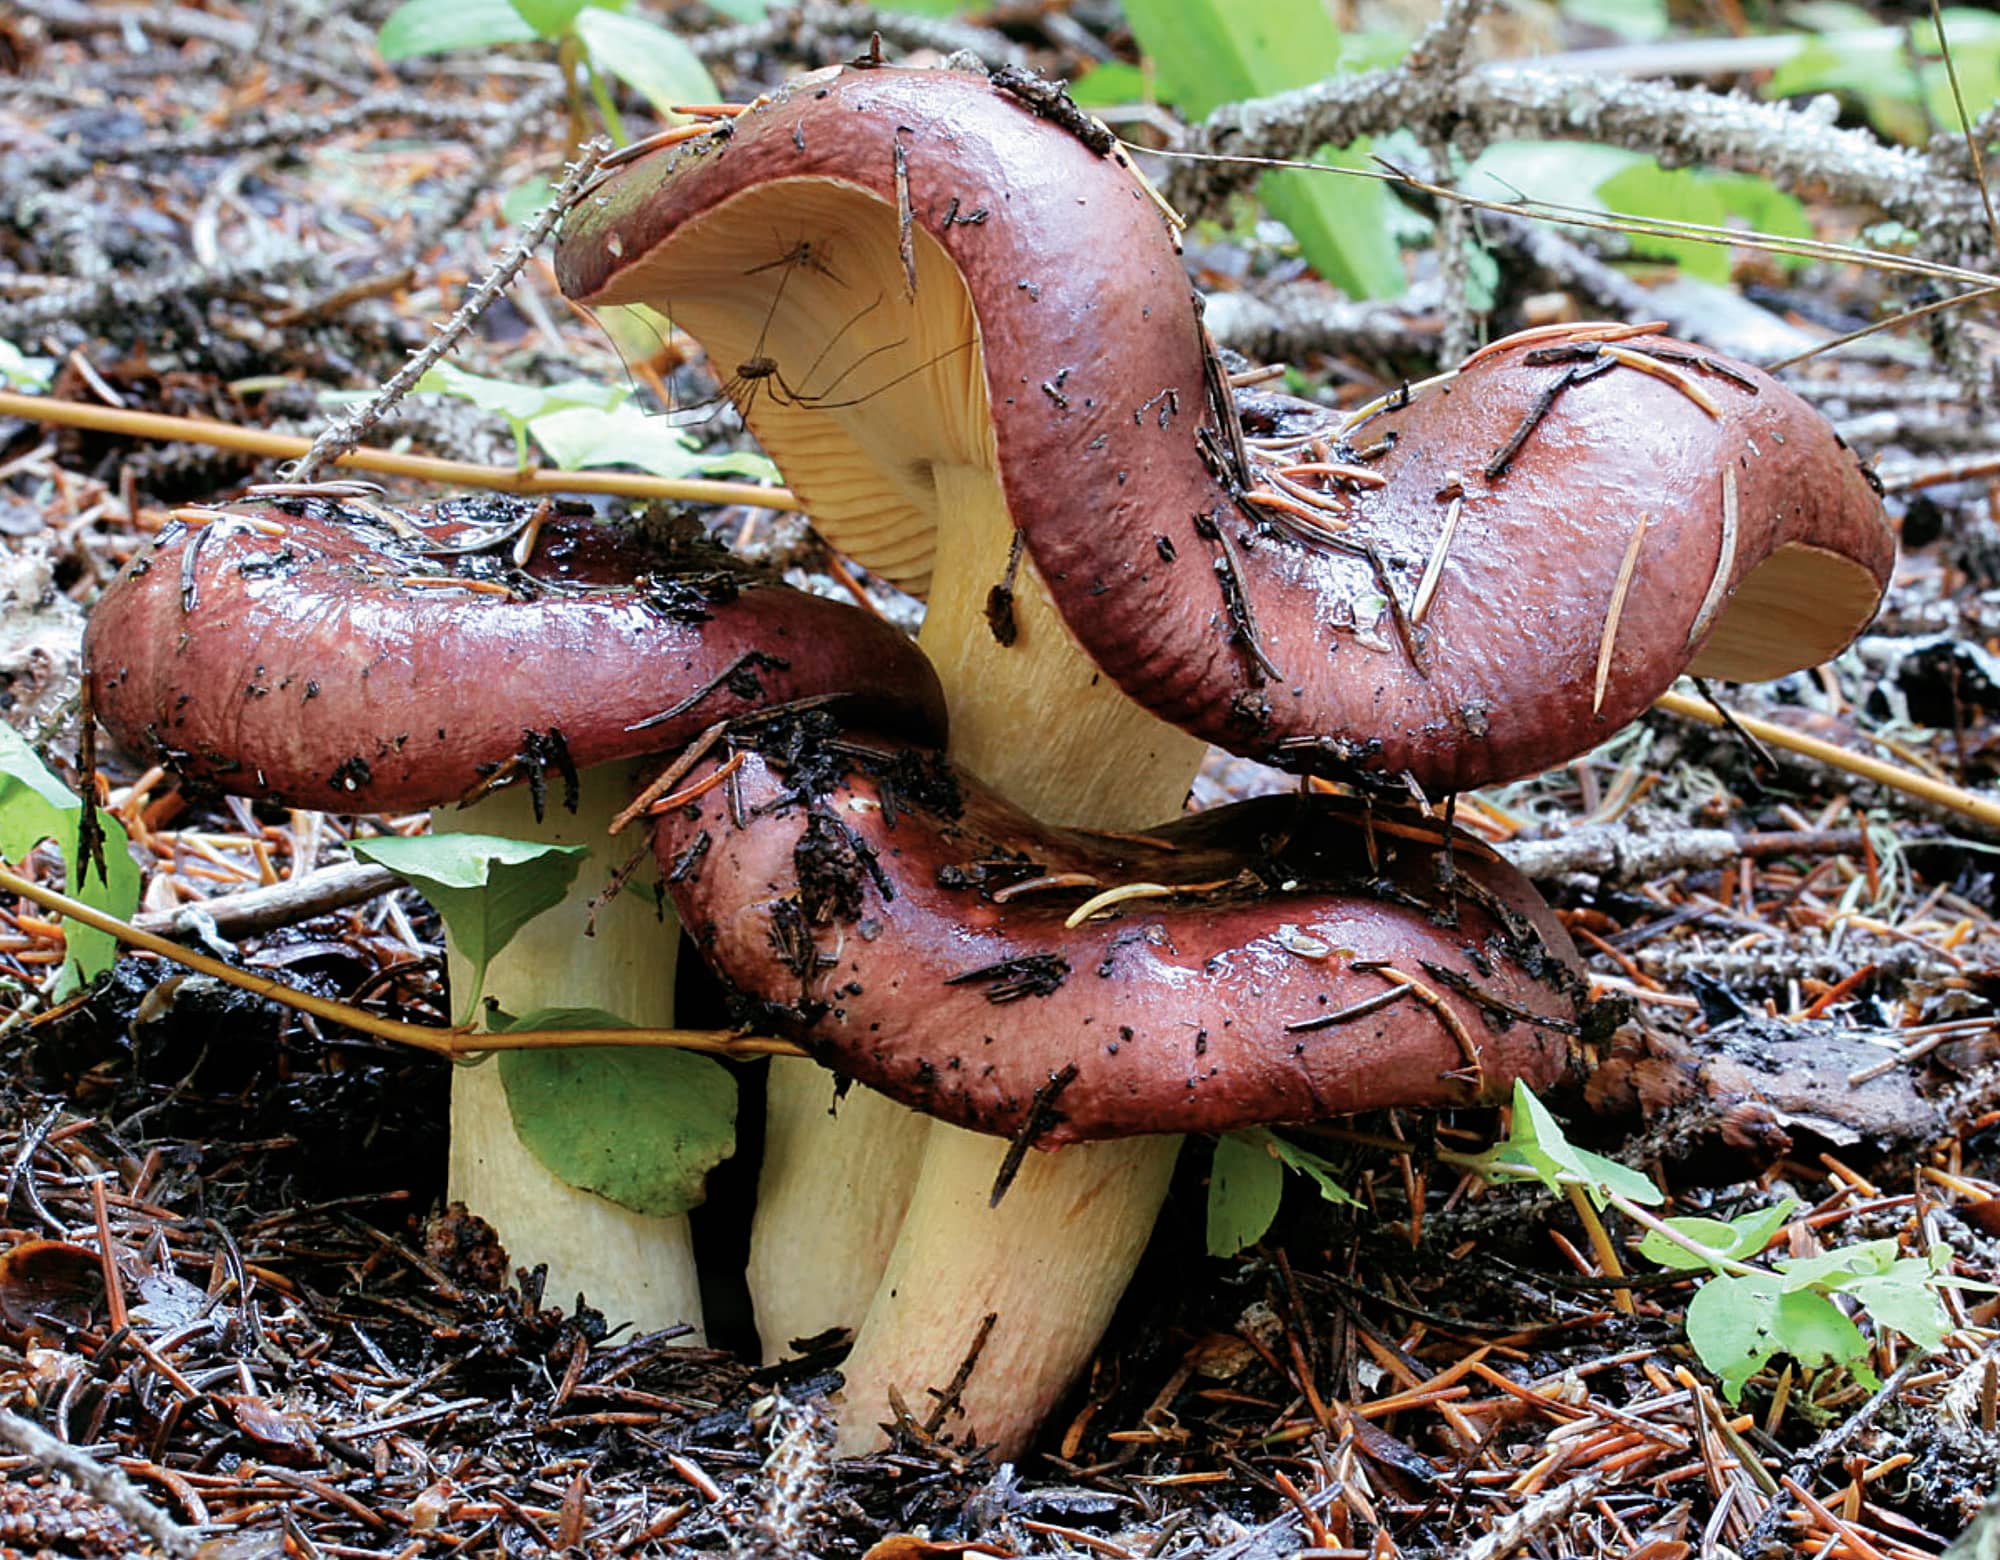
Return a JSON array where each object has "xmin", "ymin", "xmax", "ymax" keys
[
  {"xmin": 1208, "ymin": 1131, "xmax": 1284, "ymax": 1257},
  {"xmin": 1561, "ymin": 0, "xmax": 1668, "ymax": 40},
  {"xmin": 377, "ymin": 0, "xmax": 537, "ymax": 59},
  {"xmin": 1840, "ymin": 1263, "xmax": 1953, "ymax": 1354},
  {"xmin": 1595, "ymin": 163, "xmax": 1811, "ymax": 282},
  {"xmin": 528, "ymin": 401, "xmax": 781, "ymax": 481},
  {"xmin": 699, "ymin": 0, "xmax": 767, "ymax": 18},
  {"xmin": 1766, "ymin": 34, "xmax": 1898, "ymax": 99},
  {"xmin": 0, "ymin": 726, "xmax": 140, "ymax": 992},
  {"xmin": 1596, "ymin": 163, "xmax": 1737, "ymax": 282},
  {"xmin": 1731, "ymin": 1201, "xmax": 1801, "ymax": 1254},
  {"xmin": 1686, "ymin": 1272, "xmax": 1870, "ymax": 1402},
  {"xmin": 0, "ymin": 337, "xmax": 52, "ymax": 392},
  {"xmin": 1702, "ymin": 174, "xmax": 1814, "ymax": 261},
  {"xmin": 1122, "ymin": 0, "xmax": 1405, "ymax": 300},
  {"xmin": 1679, "ymin": 1235, "xmax": 1978, "ymax": 1401},
  {"xmin": 1462, "ymin": 1081, "xmax": 1663, "ymax": 1208},
  {"xmin": 492, "ymin": 1008, "xmax": 736, "ymax": 1216},
  {"xmin": 418, "ymin": 362, "xmax": 627, "ymax": 427},
  {"xmin": 1475, "ymin": 141, "xmax": 1644, "ymax": 206},
  {"xmin": 1475, "ymin": 143, "xmax": 1812, "ymax": 283},
  {"xmin": 1639, "ymin": 1200, "xmax": 1797, "ymax": 1272},
  {"xmin": 1641, "ymin": 1217, "xmax": 1742, "ymax": 1271},
  {"xmin": 1685, "ymin": 1272, "xmax": 1781, "ymax": 1401},
  {"xmin": 508, "ymin": 0, "xmax": 594, "ymax": 38},
  {"xmin": 1922, "ymin": 11, "xmax": 2000, "ymax": 133},
  {"xmin": 416, "ymin": 363, "xmax": 628, "ymax": 466},
  {"xmin": 351, "ymin": 833, "xmax": 586, "ymax": 1020},
  {"xmin": 572, "ymin": 8, "xmax": 717, "ymax": 117},
  {"xmin": 1775, "ymin": 1238, "xmax": 1900, "ymax": 1291},
  {"xmin": 1067, "ymin": 61, "xmax": 1147, "ymax": 109},
  {"xmin": 1772, "ymin": 1287, "xmax": 1875, "ymax": 1386},
  {"xmin": 1761, "ymin": 10, "xmax": 2000, "ymax": 143},
  {"xmin": 1568, "ymin": 1147, "xmax": 1663, "ymax": 1208},
  {"xmin": 1269, "ymin": 1132, "xmax": 1359, "ymax": 1208},
  {"xmin": 500, "ymin": 175, "xmax": 555, "ymax": 226}
]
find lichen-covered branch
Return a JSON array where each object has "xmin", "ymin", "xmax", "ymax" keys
[
  {"xmin": 1202, "ymin": 284, "xmax": 1435, "ymax": 364},
  {"xmin": 1163, "ymin": 65, "xmax": 1988, "ymax": 260},
  {"xmin": 17, "ymin": 94, "xmax": 525, "ymax": 189},
  {"xmin": 0, "ymin": 248, "xmax": 327, "ymax": 337},
  {"xmin": 1399, "ymin": 1, "xmax": 1492, "ymax": 361}
]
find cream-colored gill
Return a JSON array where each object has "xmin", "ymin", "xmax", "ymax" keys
[{"xmin": 608, "ymin": 178, "xmax": 993, "ymax": 594}]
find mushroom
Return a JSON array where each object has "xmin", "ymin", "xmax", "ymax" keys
[
  {"xmin": 555, "ymin": 64, "xmax": 1894, "ymax": 1451},
  {"xmin": 650, "ymin": 715, "xmax": 1583, "ymax": 1451},
  {"xmin": 662, "ymin": 721, "xmax": 1582, "ymax": 1141},
  {"xmin": 83, "ymin": 494, "xmax": 944, "ymax": 1335}
]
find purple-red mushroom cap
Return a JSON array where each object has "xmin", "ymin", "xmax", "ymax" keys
[
  {"xmin": 83, "ymin": 498, "xmax": 946, "ymax": 813},
  {"xmin": 653, "ymin": 719, "xmax": 1587, "ymax": 1145},
  {"xmin": 556, "ymin": 66, "xmax": 1895, "ymax": 797}
]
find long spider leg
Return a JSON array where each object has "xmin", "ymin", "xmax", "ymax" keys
[
  {"xmin": 651, "ymin": 373, "xmax": 751, "ymax": 429},
  {"xmin": 789, "ymin": 336, "xmax": 980, "ymax": 411},
  {"xmin": 792, "ymin": 291, "xmax": 887, "ymax": 391},
  {"xmin": 788, "ymin": 333, "xmax": 912, "ymax": 405},
  {"xmin": 745, "ymin": 252, "xmax": 807, "ymax": 361},
  {"xmin": 723, "ymin": 372, "xmax": 766, "ymax": 421}
]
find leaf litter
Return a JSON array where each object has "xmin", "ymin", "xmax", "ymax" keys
[{"xmin": 1, "ymin": 1, "xmax": 2000, "ymax": 1555}]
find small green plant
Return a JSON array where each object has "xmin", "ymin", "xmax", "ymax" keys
[
  {"xmin": 1206, "ymin": 1127, "xmax": 1357, "ymax": 1258},
  {"xmin": 414, "ymin": 362, "xmax": 626, "ymax": 469},
  {"xmin": 375, "ymin": 0, "xmax": 716, "ymax": 145},
  {"xmin": 350, "ymin": 831, "xmax": 587, "ymax": 1024},
  {"xmin": 0, "ymin": 727, "xmax": 141, "ymax": 993},
  {"xmin": 1764, "ymin": 4, "xmax": 2000, "ymax": 145},
  {"xmin": 1204, "ymin": 1081, "xmax": 1981, "ymax": 1404},
  {"xmin": 1102, "ymin": 0, "xmax": 1410, "ymax": 301},
  {"xmin": 1471, "ymin": 143, "xmax": 1812, "ymax": 284},
  {"xmin": 413, "ymin": 361, "xmax": 780, "ymax": 481},
  {"xmin": 1453, "ymin": 1082, "xmax": 1982, "ymax": 1402},
  {"xmin": 0, "ymin": 338, "xmax": 52, "ymax": 392},
  {"xmin": 351, "ymin": 831, "xmax": 737, "ymax": 1217}
]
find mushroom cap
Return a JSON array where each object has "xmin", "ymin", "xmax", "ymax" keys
[
  {"xmin": 558, "ymin": 66, "xmax": 1894, "ymax": 794},
  {"xmin": 1255, "ymin": 333, "xmax": 1895, "ymax": 789},
  {"xmin": 657, "ymin": 717, "xmax": 1584, "ymax": 1144},
  {"xmin": 84, "ymin": 497, "xmax": 946, "ymax": 812}
]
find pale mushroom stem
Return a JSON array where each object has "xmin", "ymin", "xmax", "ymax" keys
[
  {"xmin": 832, "ymin": 465, "xmax": 1209, "ymax": 1458},
  {"xmin": 437, "ymin": 766, "xmax": 705, "ymax": 1338},
  {"xmin": 747, "ymin": 1059, "xmax": 927, "ymax": 1360}
]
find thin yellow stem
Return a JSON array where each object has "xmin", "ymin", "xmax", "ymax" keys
[
  {"xmin": 1564, "ymin": 1181, "xmax": 1635, "ymax": 1316},
  {"xmin": 0, "ymin": 861, "xmax": 797, "ymax": 1061},
  {"xmin": 0, "ymin": 390, "xmax": 799, "ymax": 511},
  {"xmin": 1652, "ymin": 688, "xmax": 2000, "ymax": 831}
]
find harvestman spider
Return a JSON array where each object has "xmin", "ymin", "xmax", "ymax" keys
[{"xmin": 653, "ymin": 236, "xmax": 975, "ymax": 427}]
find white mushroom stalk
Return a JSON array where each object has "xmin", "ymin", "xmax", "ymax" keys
[
  {"xmin": 747, "ymin": 1063, "xmax": 926, "ymax": 1360},
  {"xmin": 831, "ymin": 464, "xmax": 1206, "ymax": 1456},
  {"xmin": 437, "ymin": 769, "xmax": 704, "ymax": 1336}
]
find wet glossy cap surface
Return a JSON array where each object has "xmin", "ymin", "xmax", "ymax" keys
[
  {"xmin": 561, "ymin": 71, "xmax": 1893, "ymax": 794},
  {"xmin": 84, "ymin": 497, "xmax": 947, "ymax": 812},
  {"xmin": 657, "ymin": 717, "xmax": 1585, "ymax": 1144}
]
